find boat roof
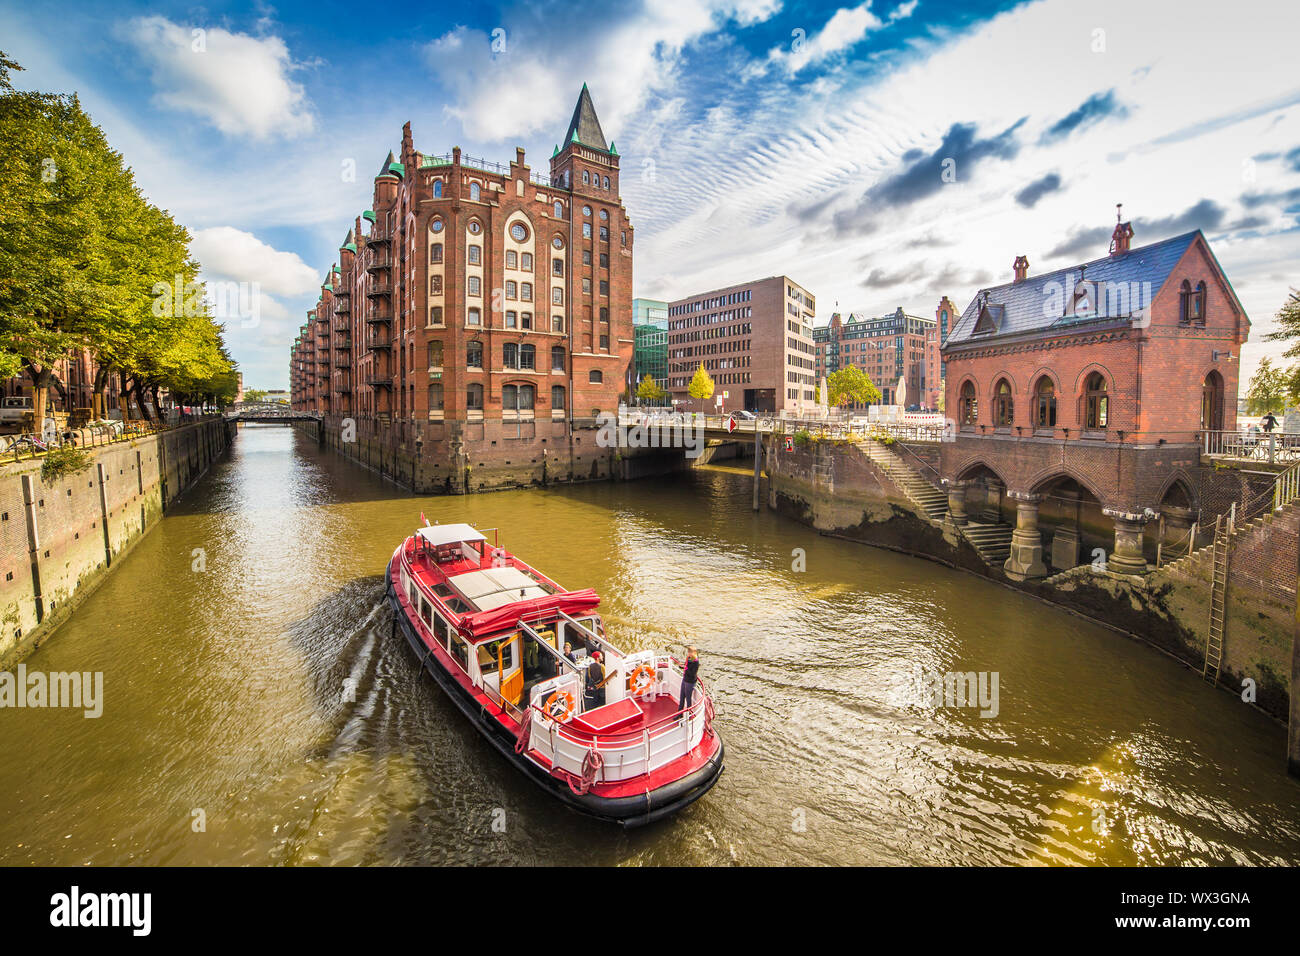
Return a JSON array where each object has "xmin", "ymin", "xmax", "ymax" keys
[
  {"xmin": 417, "ymin": 523, "xmax": 486, "ymax": 547},
  {"xmin": 450, "ymin": 567, "xmax": 551, "ymax": 611}
]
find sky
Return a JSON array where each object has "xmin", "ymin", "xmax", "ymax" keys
[{"xmin": 3, "ymin": 0, "xmax": 1299, "ymax": 391}]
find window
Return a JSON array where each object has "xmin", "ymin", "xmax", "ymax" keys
[
  {"xmin": 599, "ymin": 226, "xmax": 608, "ymax": 241},
  {"xmin": 521, "ymin": 282, "xmax": 532, "ymax": 302},
  {"xmin": 506, "ymin": 280, "xmax": 517, "ymax": 300},
  {"xmin": 599, "ymin": 280, "xmax": 608, "ymax": 296},
  {"xmin": 552, "ymin": 236, "xmax": 564, "ymax": 250},
  {"xmin": 467, "ymin": 383, "xmax": 484, "ymax": 409},
  {"xmin": 506, "ymin": 310, "xmax": 517, "ymax": 329},
  {"xmin": 520, "ymin": 344, "xmax": 536, "ymax": 370},
  {"xmin": 959, "ymin": 380, "xmax": 978, "ymax": 425},
  {"xmin": 506, "ymin": 250, "xmax": 517, "ymax": 269},
  {"xmin": 599, "ymin": 209, "xmax": 608, "ymax": 220},
  {"xmin": 468, "ymin": 276, "xmax": 480, "ymax": 296},
  {"xmin": 433, "ymin": 180, "xmax": 443, "ymax": 198},
  {"xmin": 552, "ymin": 313, "xmax": 564, "ymax": 333},
  {"xmin": 468, "ymin": 220, "xmax": 481, "ymax": 235},
  {"xmin": 427, "ymin": 341, "xmax": 443, "ymax": 369},
  {"xmin": 602, "ymin": 176, "xmax": 609, "ymax": 190},
  {"xmin": 503, "ymin": 383, "xmax": 535, "ymax": 412},
  {"xmin": 1035, "ymin": 376, "xmax": 1057, "ymax": 428},
  {"xmin": 589, "ymin": 369, "xmax": 603, "ymax": 384},
  {"xmin": 467, "ymin": 307, "xmax": 481, "ymax": 327},
  {"xmin": 521, "ymin": 253, "xmax": 533, "ymax": 271},
  {"xmin": 552, "ymin": 258, "xmax": 564, "ymax": 277},
  {"xmin": 599, "ymin": 334, "xmax": 609, "ymax": 351},
  {"xmin": 583, "ymin": 250, "xmax": 592, "ymax": 266},
  {"xmin": 582, "ymin": 223, "xmax": 592, "ymax": 239},
  {"xmin": 431, "ymin": 275, "xmax": 442, "ymax": 295},
  {"xmin": 582, "ymin": 171, "xmax": 590, "ymax": 184},
  {"xmin": 427, "ymin": 383, "xmax": 443, "ymax": 410},
  {"xmin": 553, "ymin": 201, "xmax": 563, "ymax": 218},
  {"xmin": 431, "ymin": 218, "xmax": 444, "ymax": 233},
  {"xmin": 504, "ymin": 343, "xmax": 519, "ymax": 368},
  {"xmin": 599, "ymin": 307, "xmax": 608, "ymax": 322},
  {"xmin": 430, "ymin": 243, "xmax": 442, "ymax": 264},
  {"xmin": 1084, "ymin": 372, "xmax": 1108, "ymax": 429},
  {"xmin": 551, "ymin": 385, "xmax": 565, "ymax": 411},
  {"xmin": 1180, "ymin": 280, "xmax": 1207, "ymax": 326},
  {"xmin": 583, "ymin": 278, "xmax": 592, "ymax": 294},
  {"xmin": 510, "ymin": 222, "xmax": 528, "ymax": 242},
  {"xmin": 468, "ymin": 245, "xmax": 481, "ymax": 265},
  {"xmin": 430, "ymin": 306, "xmax": 443, "ymax": 326},
  {"xmin": 552, "ymin": 346, "xmax": 565, "ymax": 371},
  {"xmin": 467, "ymin": 341, "xmax": 483, "ymax": 367},
  {"xmin": 993, "ymin": 379, "xmax": 1013, "ymax": 426},
  {"xmin": 552, "ymin": 288, "xmax": 564, "ymax": 305},
  {"xmin": 582, "ymin": 205, "xmax": 592, "ymax": 217},
  {"xmin": 599, "ymin": 253, "xmax": 608, "ymax": 268},
  {"xmin": 470, "ymin": 182, "xmax": 481, "ymax": 201}
]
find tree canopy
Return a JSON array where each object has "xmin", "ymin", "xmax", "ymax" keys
[
  {"xmin": 635, "ymin": 374, "xmax": 667, "ymax": 404},
  {"xmin": 1244, "ymin": 357, "xmax": 1288, "ymax": 416},
  {"xmin": 0, "ymin": 51, "xmax": 236, "ymax": 422},
  {"xmin": 687, "ymin": 363, "xmax": 714, "ymax": 409},
  {"xmin": 827, "ymin": 366, "xmax": 881, "ymax": 408},
  {"xmin": 1263, "ymin": 289, "xmax": 1300, "ymax": 408}
]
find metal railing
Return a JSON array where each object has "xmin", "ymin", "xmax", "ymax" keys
[
  {"xmin": 0, "ymin": 416, "xmax": 216, "ymax": 464},
  {"xmin": 1201, "ymin": 429, "xmax": 1300, "ymax": 464}
]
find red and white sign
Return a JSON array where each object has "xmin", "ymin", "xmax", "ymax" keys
[
  {"xmin": 785, "ymin": 436, "xmax": 794, "ymax": 451},
  {"xmin": 726, "ymin": 413, "xmax": 738, "ymax": 434}
]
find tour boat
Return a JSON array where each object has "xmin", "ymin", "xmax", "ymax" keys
[{"xmin": 385, "ymin": 521, "xmax": 725, "ymax": 827}]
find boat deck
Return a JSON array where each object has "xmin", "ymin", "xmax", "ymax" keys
[{"xmin": 562, "ymin": 693, "xmax": 684, "ymax": 739}]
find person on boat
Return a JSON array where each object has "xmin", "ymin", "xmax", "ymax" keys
[
  {"xmin": 563, "ymin": 642, "xmax": 578, "ymax": 665},
  {"xmin": 679, "ymin": 646, "xmax": 701, "ymax": 714},
  {"xmin": 584, "ymin": 651, "xmax": 615, "ymax": 710}
]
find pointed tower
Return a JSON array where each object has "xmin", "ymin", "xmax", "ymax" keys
[{"xmin": 550, "ymin": 84, "xmax": 619, "ymax": 195}]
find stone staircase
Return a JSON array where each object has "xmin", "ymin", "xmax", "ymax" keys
[
  {"xmin": 958, "ymin": 519, "xmax": 1014, "ymax": 567},
  {"xmin": 863, "ymin": 440, "xmax": 948, "ymax": 522}
]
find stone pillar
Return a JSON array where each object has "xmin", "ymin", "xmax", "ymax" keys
[
  {"xmin": 1163, "ymin": 505, "xmax": 1195, "ymax": 556},
  {"xmin": 946, "ymin": 479, "xmax": 969, "ymax": 526},
  {"xmin": 1004, "ymin": 493, "xmax": 1047, "ymax": 581},
  {"xmin": 1105, "ymin": 509, "xmax": 1150, "ymax": 576},
  {"xmin": 1050, "ymin": 488, "xmax": 1082, "ymax": 570},
  {"xmin": 982, "ymin": 480, "xmax": 1004, "ymax": 523}
]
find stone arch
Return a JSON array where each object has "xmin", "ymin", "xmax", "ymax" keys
[
  {"xmin": 1026, "ymin": 466, "xmax": 1107, "ymax": 506},
  {"xmin": 1155, "ymin": 471, "xmax": 1198, "ymax": 512},
  {"xmin": 955, "ymin": 458, "xmax": 1010, "ymax": 488}
]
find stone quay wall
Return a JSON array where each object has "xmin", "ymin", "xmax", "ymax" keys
[{"xmin": 0, "ymin": 418, "xmax": 232, "ymax": 666}]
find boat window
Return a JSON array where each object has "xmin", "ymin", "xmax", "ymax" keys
[
  {"xmin": 450, "ymin": 635, "xmax": 469, "ymax": 670},
  {"xmin": 408, "ymin": 582, "xmax": 418, "ymax": 606},
  {"xmin": 478, "ymin": 640, "xmax": 501, "ymax": 674},
  {"xmin": 432, "ymin": 582, "xmax": 454, "ymax": 598},
  {"xmin": 419, "ymin": 599, "xmax": 432, "ymax": 627},
  {"xmin": 434, "ymin": 614, "xmax": 449, "ymax": 646},
  {"xmin": 445, "ymin": 597, "xmax": 471, "ymax": 615}
]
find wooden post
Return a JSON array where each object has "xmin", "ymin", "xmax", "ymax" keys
[{"xmin": 752, "ymin": 426, "xmax": 762, "ymax": 512}]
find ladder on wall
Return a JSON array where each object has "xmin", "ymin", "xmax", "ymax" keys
[{"xmin": 1203, "ymin": 504, "xmax": 1233, "ymax": 684}]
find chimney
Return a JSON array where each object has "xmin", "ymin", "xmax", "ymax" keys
[
  {"xmin": 1013, "ymin": 255, "xmax": 1029, "ymax": 283},
  {"xmin": 1109, "ymin": 203, "xmax": 1133, "ymax": 255}
]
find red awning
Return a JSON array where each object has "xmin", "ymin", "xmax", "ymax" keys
[{"xmin": 460, "ymin": 588, "xmax": 601, "ymax": 639}]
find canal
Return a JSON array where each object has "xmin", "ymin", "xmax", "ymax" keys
[{"xmin": 1, "ymin": 424, "xmax": 1298, "ymax": 865}]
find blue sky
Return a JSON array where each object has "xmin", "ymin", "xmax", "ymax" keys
[{"xmin": 3, "ymin": 0, "xmax": 1299, "ymax": 390}]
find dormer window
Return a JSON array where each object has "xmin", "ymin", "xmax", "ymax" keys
[
  {"xmin": 1180, "ymin": 280, "xmax": 1206, "ymax": 326},
  {"xmin": 972, "ymin": 303, "xmax": 1002, "ymax": 335}
]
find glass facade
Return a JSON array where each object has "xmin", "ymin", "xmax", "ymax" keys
[{"xmin": 632, "ymin": 297, "xmax": 669, "ymax": 400}]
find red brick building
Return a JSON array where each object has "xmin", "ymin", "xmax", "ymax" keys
[
  {"xmin": 940, "ymin": 221, "xmax": 1249, "ymax": 578},
  {"xmin": 813, "ymin": 307, "xmax": 933, "ymax": 408},
  {"xmin": 923, "ymin": 296, "xmax": 957, "ymax": 411},
  {"xmin": 290, "ymin": 87, "xmax": 635, "ymax": 490}
]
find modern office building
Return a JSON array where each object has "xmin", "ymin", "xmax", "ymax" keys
[
  {"xmin": 665, "ymin": 276, "xmax": 816, "ymax": 415},
  {"xmin": 631, "ymin": 297, "xmax": 669, "ymax": 399}
]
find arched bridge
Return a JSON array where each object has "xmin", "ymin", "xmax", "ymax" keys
[{"xmin": 225, "ymin": 402, "xmax": 321, "ymax": 424}]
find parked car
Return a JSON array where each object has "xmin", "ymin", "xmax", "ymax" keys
[
  {"xmin": 0, "ymin": 396, "xmax": 34, "ymax": 428},
  {"xmin": 732, "ymin": 410, "xmax": 757, "ymax": 421}
]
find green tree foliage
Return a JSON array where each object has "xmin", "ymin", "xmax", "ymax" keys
[
  {"xmin": 687, "ymin": 363, "xmax": 714, "ymax": 411},
  {"xmin": 0, "ymin": 52, "xmax": 236, "ymax": 424},
  {"xmin": 826, "ymin": 366, "xmax": 881, "ymax": 408},
  {"xmin": 1244, "ymin": 357, "xmax": 1289, "ymax": 416},
  {"xmin": 1264, "ymin": 289, "xmax": 1300, "ymax": 406},
  {"xmin": 244, "ymin": 388, "xmax": 268, "ymax": 403}
]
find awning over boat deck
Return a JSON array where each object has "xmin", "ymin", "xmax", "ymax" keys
[
  {"xmin": 417, "ymin": 523, "xmax": 487, "ymax": 548},
  {"xmin": 452, "ymin": 567, "xmax": 550, "ymax": 611}
]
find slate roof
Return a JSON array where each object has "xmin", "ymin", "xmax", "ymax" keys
[
  {"xmin": 562, "ymin": 84, "xmax": 608, "ymax": 151},
  {"xmin": 945, "ymin": 230, "xmax": 1200, "ymax": 347}
]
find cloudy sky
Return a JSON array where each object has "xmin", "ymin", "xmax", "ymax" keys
[{"xmin": 3, "ymin": 0, "xmax": 1299, "ymax": 390}]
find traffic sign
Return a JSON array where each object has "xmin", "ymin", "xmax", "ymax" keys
[{"xmin": 726, "ymin": 413, "xmax": 738, "ymax": 434}]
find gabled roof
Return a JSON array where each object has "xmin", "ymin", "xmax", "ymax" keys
[
  {"xmin": 946, "ymin": 230, "xmax": 1201, "ymax": 347},
  {"xmin": 562, "ymin": 84, "xmax": 608, "ymax": 151}
]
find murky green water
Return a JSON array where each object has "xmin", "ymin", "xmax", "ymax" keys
[{"xmin": 0, "ymin": 425, "xmax": 1297, "ymax": 865}]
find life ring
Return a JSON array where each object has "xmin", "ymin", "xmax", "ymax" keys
[
  {"xmin": 626, "ymin": 664, "xmax": 656, "ymax": 698},
  {"xmin": 543, "ymin": 690, "xmax": 575, "ymax": 722}
]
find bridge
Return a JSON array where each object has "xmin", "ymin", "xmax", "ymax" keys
[{"xmin": 225, "ymin": 402, "xmax": 322, "ymax": 424}]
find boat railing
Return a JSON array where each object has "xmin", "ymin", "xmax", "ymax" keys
[{"xmin": 557, "ymin": 608, "xmax": 623, "ymax": 658}]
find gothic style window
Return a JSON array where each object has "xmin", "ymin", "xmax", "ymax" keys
[
  {"xmin": 554, "ymin": 201, "xmax": 563, "ymax": 218},
  {"xmin": 1035, "ymin": 376, "xmax": 1057, "ymax": 428},
  {"xmin": 1084, "ymin": 372, "xmax": 1108, "ymax": 429},
  {"xmin": 470, "ymin": 182, "xmax": 481, "ymax": 201},
  {"xmin": 993, "ymin": 379, "xmax": 1013, "ymax": 426},
  {"xmin": 959, "ymin": 380, "xmax": 978, "ymax": 425}
]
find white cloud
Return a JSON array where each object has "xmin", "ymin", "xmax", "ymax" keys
[
  {"xmin": 768, "ymin": 2, "xmax": 887, "ymax": 75},
  {"xmin": 125, "ymin": 16, "xmax": 314, "ymax": 140},
  {"xmin": 192, "ymin": 227, "xmax": 321, "ymax": 297}
]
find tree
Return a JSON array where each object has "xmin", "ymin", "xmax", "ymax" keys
[
  {"xmin": 244, "ymin": 388, "xmax": 268, "ymax": 403},
  {"xmin": 687, "ymin": 363, "xmax": 714, "ymax": 412},
  {"xmin": 826, "ymin": 366, "xmax": 881, "ymax": 409},
  {"xmin": 635, "ymin": 374, "xmax": 666, "ymax": 405},
  {"xmin": 1244, "ymin": 357, "xmax": 1289, "ymax": 416},
  {"xmin": 1265, "ymin": 289, "xmax": 1300, "ymax": 406}
]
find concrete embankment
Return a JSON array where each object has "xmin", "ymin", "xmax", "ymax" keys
[{"xmin": 0, "ymin": 417, "xmax": 232, "ymax": 666}]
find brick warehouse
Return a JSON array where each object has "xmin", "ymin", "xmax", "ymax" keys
[
  {"xmin": 939, "ymin": 218, "xmax": 1249, "ymax": 579},
  {"xmin": 289, "ymin": 86, "xmax": 634, "ymax": 492}
]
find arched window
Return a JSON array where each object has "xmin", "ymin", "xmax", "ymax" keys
[
  {"xmin": 551, "ymin": 345, "xmax": 566, "ymax": 371},
  {"xmin": 1193, "ymin": 281, "xmax": 1206, "ymax": 325},
  {"xmin": 520, "ymin": 344, "xmax": 536, "ymax": 370},
  {"xmin": 993, "ymin": 379, "xmax": 1013, "ymax": 426},
  {"xmin": 603, "ymin": 176, "xmax": 610, "ymax": 190},
  {"xmin": 433, "ymin": 180, "xmax": 443, "ymax": 198},
  {"xmin": 503, "ymin": 383, "xmax": 534, "ymax": 412},
  {"xmin": 959, "ymin": 380, "xmax": 978, "ymax": 425},
  {"xmin": 1201, "ymin": 370, "xmax": 1224, "ymax": 431},
  {"xmin": 503, "ymin": 343, "xmax": 519, "ymax": 369},
  {"xmin": 589, "ymin": 369, "xmax": 603, "ymax": 384},
  {"xmin": 551, "ymin": 385, "xmax": 565, "ymax": 413},
  {"xmin": 466, "ymin": 383, "xmax": 483, "ymax": 409},
  {"xmin": 1034, "ymin": 376, "xmax": 1057, "ymax": 428},
  {"xmin": 582, "ymin": 170, "xmax": 590, "ymax": 184},
  {"xmin": 467, "ymin": 307, "xmax": 481, "ymax": 326},
  {"xmin": 554, "ymin": 201, "xmax": 563, "ymax": 218},
  {"xmin": 430, "ymin": 242, "xmax": 442, "ymax": 264},
  {"xmin": 470, "ymin": 182, "xmax": 481, "ymax": 201},
  {"xmin": 1084, "ymin": 372, "xmax": 1108, "ymax": 429},
  {"xmin": 467, "ymin": 341, "xmax": 483, "ymax": 367},
  {"xmin": 429, "ymin": 306, "xmax": 443, "ymax": 326}
]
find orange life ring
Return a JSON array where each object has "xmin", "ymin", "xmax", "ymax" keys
[
  {"xmin": 626, "ymin": 664, "xmax": 656, "ymax": 698},
  {"xmin": 543, "ymin": 690, "xmax": 575, "ymax": 722}
]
